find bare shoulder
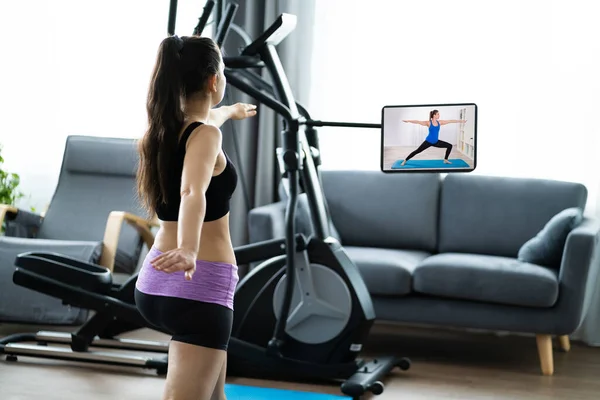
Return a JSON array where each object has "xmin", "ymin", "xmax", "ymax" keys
[{"xmin": 185, "ymin": 123, "xmax": 222, "ymax": 153}]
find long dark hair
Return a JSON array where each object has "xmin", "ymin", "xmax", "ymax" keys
[
  {"xmin": 429, "ymin": 109, "xmax": 439, "ymax": 119},
  {"xmin": 137, "ymin": 35, "xmax": 221, "ymax": 216}
]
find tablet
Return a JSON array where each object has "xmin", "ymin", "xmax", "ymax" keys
[{"xmin": 381, "ymin": 103, "xmax": 477, "ymax": 173}]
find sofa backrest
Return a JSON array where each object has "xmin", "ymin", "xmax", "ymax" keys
[
  {"xmin": 320, "ymin": 170, "xmax": 441, "ymax": 252},
  {"xmin": 277, "ymin": 181, "xmax": 343, "ymax": 241},
  {"xmin": 438, "ymin": 174, "xmax": 588, "ymax": 257}
]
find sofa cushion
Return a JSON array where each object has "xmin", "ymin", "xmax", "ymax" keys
[
  {"xmin": 344, "ymin": 246, "xmax": 430, "ymax": 296},
  {"xmin": 438, "ymin": 174, "xmax": 587, "ymax": 257},
  {"xmin": 412, "ymin": 253, "xmax": 559, "ymax": 308},
  {"xmin": 518, "ymin": 207, "xmax": 584, "ymax": 269},
  {"xmin": 320, "ymin": 171, "xmax": 441, "ymax": 252}
]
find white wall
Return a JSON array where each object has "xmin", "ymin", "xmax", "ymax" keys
[
  {"xmin": 307, "ymin": 0, "xmax": 600, "ymax": 215},
  {"xmin": 0, "ymin": 0, "xmax": 211, "ymax": 212},
  {"xmin": 383, "ymin": 106, "xmax": 462, "ymax": 146}
]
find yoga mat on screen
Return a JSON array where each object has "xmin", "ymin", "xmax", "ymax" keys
[{"xmin": 391, "ymin": 159, "xmax": 470, "ymax": 169}]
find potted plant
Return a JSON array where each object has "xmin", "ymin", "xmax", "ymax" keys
[{"xmin": 0, "ymin": 144, "xmax": 25, "ymax": 233}]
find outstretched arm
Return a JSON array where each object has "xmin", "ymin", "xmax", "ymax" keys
[
  {"xmin": 208, "ymin": 106, "xmax": 234, "ymax": 127},
  {"xmin": 209, "ymin": 103, "xmax": 258, "ymax": 127},
  {"xmin": 403, "ymin": 120, "xmax": 430, "ymax": 127},
  {"xmin": 439, "ymin": 119, "xmax": 467, "ymax": 125}
]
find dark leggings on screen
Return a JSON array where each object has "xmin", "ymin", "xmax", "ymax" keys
[{"xmin": 405, "ymin": 140, "xmax": 453, "ymax": 161}]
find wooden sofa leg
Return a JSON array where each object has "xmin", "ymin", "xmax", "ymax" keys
[
  {"xmin": 558, "ymin": 335, "xmax": 571, "ymax": 352},
  {"xmin": 536, "ymin": 334, "xmax": 554, "ymax": 376}
]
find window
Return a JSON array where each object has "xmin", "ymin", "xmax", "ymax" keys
[
  {"xmin": 0, "ymin": 0, "xmax": 213, "ymax": 212},
  {"xmin": 307, "ymin": 0, "xmax": 599, "ymax": 214}
]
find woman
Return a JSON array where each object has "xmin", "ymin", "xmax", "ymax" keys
[
  {"xmin": 400, "ymin": 110, "xmax": 466, "ymax": 166},
  {"xmin": 135, "ymin": 35, "xmax": 257, "ymax": 400}
]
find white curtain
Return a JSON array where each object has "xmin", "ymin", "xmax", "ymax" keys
[
  {"xmin": 307, "ymin": 0, "xmax": 600, "ymax": 216},
  {"xmin": 0, "ymin": 0, "xmax": 213, "ymax": 212}
]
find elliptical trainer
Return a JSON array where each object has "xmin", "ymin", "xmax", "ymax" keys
[
  {"xmin": 193, "ymin": 1, "xmax": 412, "ymax": 397},
  {"xmin": 0, "ymin": 2, "xmax": 411, "ymax": 399}
]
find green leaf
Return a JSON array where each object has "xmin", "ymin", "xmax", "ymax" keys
[{"xmin": 0, "ymin": 143, "xmax": 26, "ymax": 207}]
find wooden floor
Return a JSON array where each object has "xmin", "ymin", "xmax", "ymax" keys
[
  {"xmin": 383, "ymin": 146, "xmax": 474, "ymax": 170},
  {"xmin": 1, "ymin": 322, "xmax": 599, "ymax": 399}
]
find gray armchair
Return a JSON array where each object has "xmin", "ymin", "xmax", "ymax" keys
[{"xmin": 0, "ymin": 135, "xmax": 158, "ymax": 325}]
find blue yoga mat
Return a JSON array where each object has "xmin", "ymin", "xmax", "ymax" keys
[
  {"xmin": 224, "ymin": 383, "xmax": 351, "ymax": 399},
  {"xmin": 391, "ymin": 158, "xmax": 470, "ymax": 169}
]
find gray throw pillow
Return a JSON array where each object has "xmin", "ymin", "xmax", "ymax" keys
[{"xmin": 518, "ymin": 207, "xmax": 584, "ymax": 268}]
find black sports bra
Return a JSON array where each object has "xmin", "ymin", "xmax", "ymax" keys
[{"xmin": 155, "ymin": 122, "xmax": 238, "ymax": 222}]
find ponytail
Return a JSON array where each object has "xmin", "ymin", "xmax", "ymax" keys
[
  {"xmin": 429, "ymin": 109, "xmax": 439, "ymax": 120},
  {"xmin": 136, "ymin": 35, "xmax": 222, "ymax": 216},
  {"xmin": 137, "ymin": 36, "xmax": 186, "ymax": 215}
]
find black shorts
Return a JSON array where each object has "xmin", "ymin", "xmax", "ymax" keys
[{"xmin": 134, "ymin": 289, "xmax": 234, "ymax": 351}]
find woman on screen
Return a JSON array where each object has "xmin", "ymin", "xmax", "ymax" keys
[{"xmin": 400, "ymin": 110, "xmax": 466, "ymax": 166}]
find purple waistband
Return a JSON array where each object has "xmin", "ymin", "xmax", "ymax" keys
[{"xmin": 135, "ymin": 247, "xmax": 239, "ymax": 310}]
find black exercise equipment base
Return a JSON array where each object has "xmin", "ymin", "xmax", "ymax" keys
[
  {"xmin": 0, "ymin": 331, "xmax": 409, "ymax": 398},
  {"xmin": 0, "ymin": 250, "xmax": 409, "ymax": 398},
  {"xmin": 228, "ymin": 337, "xmax": 410, "ymax": 398},
  {"xmin": 0, "ymin": 251, "xmax": 172, "ymax": 375},
  {"xmin": 0, "ymin": 332, "xmax": 168, "ymax": 375}
]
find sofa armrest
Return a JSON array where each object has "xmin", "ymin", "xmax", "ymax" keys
[
  {"xmin": 0, "ymin": 204, "xmax": 18, "ymax": 226},
  {"xmin": 248, "ymin": 201, "xmax": 286, "ymax": 243},
  {"xmin": 99, "ymin": 211, "xmax": 158, "ymax": 272},
  {"xmin": 1, "ymin": 204, "xmax": 44, "ymax": 238},
  {"xmin": 557, "ymin": 217, "xmax": 600, "ymax": 331}
]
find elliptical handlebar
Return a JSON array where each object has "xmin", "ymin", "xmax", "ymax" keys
[
  {"xmin": 214, "ymin": 2, "xmax": 239, "ymax": 46},
  {"xmin": 167, "ymin": 0, "xmax": 178, "ymax": 35},
  {"xmin": 225, "ymin": 71, "xmax": 294, "ymax": 122},
  {"xmin": 193, "ymin": 0, "xmax": 215, "ymax": 36},
  {"xmin": 223, "ymin": 56, "xmax": 264, "ymax": 69}
]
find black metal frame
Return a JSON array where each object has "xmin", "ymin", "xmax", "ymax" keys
[
  {"xmin": 167, "ymin": 0, "xmax": 178, "ymax": 35},
  {"xmin": 194, "ymin": 4, "xmax": 387, "ymax": 350},
  {"xmin": 214, "ymin": 2, "xmax": 238, "ymax": 46},
  {"xmin": 0, "ymin": 238, "xmax": 301, "ymax": 374},
  {"xmin": 193, "ymin": 0, "xmax": 215, "ymax": 36},
  {"xmin": 1, "ymin": 235, "xmax": 302, "ymax": 329},
  {"xmin": 215, "ymin": 11, "xmax": 330, "ymax": 347}
]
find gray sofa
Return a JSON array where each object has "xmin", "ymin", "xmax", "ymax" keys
[{"xmin": 247, "ymin": 171, "xmax": 600, "ymax": 376}]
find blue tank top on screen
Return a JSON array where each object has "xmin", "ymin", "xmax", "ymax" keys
[{"xmin": 425, "ymin": 119, "xmax": 440, "ymax": 144}]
